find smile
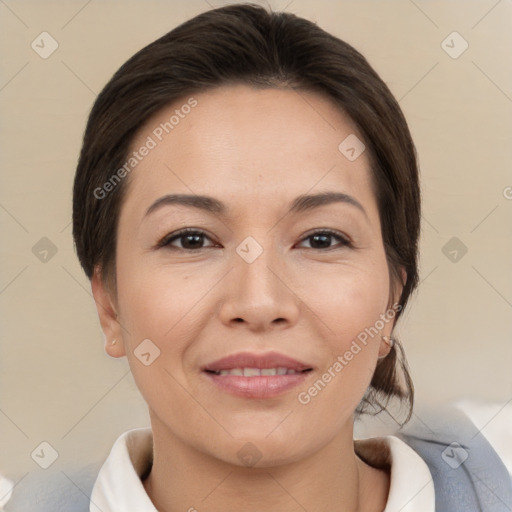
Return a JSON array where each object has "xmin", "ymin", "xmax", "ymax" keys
[
  {"xmin": 202, "ymin": 351, "xmax": 313, "ymax": 398},
  {"xmin": 208, "ymin": 367, "xmax": 305, "ymax": 376}
]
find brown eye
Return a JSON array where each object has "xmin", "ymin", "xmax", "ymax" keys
[
  {"xmin": 158, "ymin": 229, "xmax": 216, "ymax": 250},
  {"xmin": 298, "ymin": 230, "xmax": 351, "ymax": 250}
]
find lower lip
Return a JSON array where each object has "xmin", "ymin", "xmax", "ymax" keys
[{"xmin": 203, "ymin": 371, "xmax": 311, "ymax": 399}]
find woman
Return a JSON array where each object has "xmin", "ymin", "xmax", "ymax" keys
[{"xmin": 71, "ymin": 4, "xmax": 511, "ymax": 511}]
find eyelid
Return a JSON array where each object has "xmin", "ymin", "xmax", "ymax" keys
[
  {"xmin": 156, "ymin": 228, "xmax": 218, "ymax": 250},
  {"xmin": 296, "ymin": 229, "xmax": 352, "ymax": 249},
  {"xmin": 156, "ymin": 227, "xmax": 352, "ymax": 251}
]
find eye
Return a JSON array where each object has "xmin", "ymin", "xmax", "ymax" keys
[
  {"xmin": 156, "ymin": 228, "xmax": 351, "ymax": 251},
  {"xmin": 157, "ymin": 229, "xmax": 218, "ymax": 250},
  {"xmin": 297, "ymin": 229, "xmax": 352, "ymax": 250}
]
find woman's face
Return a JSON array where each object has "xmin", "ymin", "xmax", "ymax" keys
[{"xmin": 94, "ymin": 84, "xmax": 399, "ymax": 466}]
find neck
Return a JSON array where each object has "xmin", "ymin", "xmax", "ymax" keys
[{"xmin": 142, "ymin": 414, "xmax": 389, "ymax": 512}]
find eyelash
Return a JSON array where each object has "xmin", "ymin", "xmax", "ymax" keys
[{"xmin": 156, "ymin": 228, "xmax": 353, "ymax": 251}]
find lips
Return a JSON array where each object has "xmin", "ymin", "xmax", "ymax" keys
[
  {"xmin": 202, "ymin": 351, "xmax": 313, "ymax": 399},
  {"xmin": 203, "ymin": 352, "xmax": 313, "ymax": 373}
]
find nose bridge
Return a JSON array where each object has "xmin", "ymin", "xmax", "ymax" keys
[
  {"xmin": 238, "ymin": 240, "xmax": 279, "ymax": 297},
  {"xmin": 219, "ymin": 235, "xmax": 299, "ymax": 329}
]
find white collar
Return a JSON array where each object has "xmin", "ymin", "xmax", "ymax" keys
[
  {"xmin": 90, "ymin": 428, "xmax": 435, "ymax": 512},
  {"xmin": 90, "ymin": 428, "xmax": 155, "ymax": 512},
  {"xmin": 352, "ymin": 434, "xmax": 435, "ymax": 511}
]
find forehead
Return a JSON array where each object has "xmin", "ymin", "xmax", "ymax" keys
[{"xmin": 121, "ymin": 84, "xmax": 377, "ymax": 223}]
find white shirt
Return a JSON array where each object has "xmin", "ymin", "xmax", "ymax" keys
[{"xmin": 89, "ymin": 429, "xmax": 436, "ymax": 512}]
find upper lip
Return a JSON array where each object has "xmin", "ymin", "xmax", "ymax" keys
[{"xmin": 202, "ymin": 351, "xmax": 313, "ymax": 373}]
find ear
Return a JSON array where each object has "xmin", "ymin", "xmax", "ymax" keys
[
  {"xmin": 91, "ymin": 266, "xmax": 126, "ymax": 358},
  {"xmin": 399, "ymin": 267, "xmax": 407, "ymax": 290},
  {"xmin": 388, "ymin": 265, "xmax": 407, "ymax": 310},
  {"xmin": 379, "ymin": 266, "xmax": 407, "ymax": 358}
]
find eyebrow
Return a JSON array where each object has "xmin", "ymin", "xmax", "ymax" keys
[{"xmin": 144, "ymin": 191, "xmax": 368, "ymax": 220}]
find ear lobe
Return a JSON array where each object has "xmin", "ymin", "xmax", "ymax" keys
[
  {"xmin": 91, "ymin": 266, "xmax": 126, "ymax": 358},
  {"xmin": 400, "ymin": 267, "xmax": 407, "ymax": 289},
  {"xmin": 389, "ymin": 266, "xmax": 407, "ymax": 307},
  {"xmin": 378, "ymin": 334, "xmax": 394, "ymax": 359}
]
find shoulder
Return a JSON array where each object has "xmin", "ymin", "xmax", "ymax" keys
[
  {"xmin": 2, "ymin": 428, "xmax": 152, "ymax": 512},
  {"xmin": 2, "ymin": 462, "xmax": 100, "ymax": 512},
  {"xmin": 397, "ymin": 403, "xmax": 512, "ymax": 511}
]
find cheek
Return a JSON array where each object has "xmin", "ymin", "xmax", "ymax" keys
[
  {"xmin": 116, "ymin": 249, "xmax": 215, "ymax": 340},
  {"xmin": 292, "ymin": 254, "xmax": 390, "ymax": 406},
  {"xmin": 297, "ymin": 253, "xmax": 391, "ymax": 343},
  {"xmin": 114, "ymin": 253, "xmax": 220, "ymax": 396}
]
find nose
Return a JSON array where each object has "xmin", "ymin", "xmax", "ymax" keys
[{"xmin": 218, "ymin": 244, "xmax": 300, "ymax": 333}]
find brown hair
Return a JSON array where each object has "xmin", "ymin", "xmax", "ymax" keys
[{"xmin": 73, "ymin": 3, "xmax": 419, "ymax": 423}]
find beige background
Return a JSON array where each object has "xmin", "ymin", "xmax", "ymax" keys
[{"xmin": 1, "ymin": 0, "xmax": 511, "ymax": 490}]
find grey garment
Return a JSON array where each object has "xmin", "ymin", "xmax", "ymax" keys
[
  {"xmin": 398, "ymin": 406, "xmax": 512, "ymax": 512},
  {"xmin": 4, "ymin": 462, "xmax": 99, "ymax": 512}
]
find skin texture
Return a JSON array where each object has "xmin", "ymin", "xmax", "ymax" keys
[{"xmin": 92, "ymin": 84, "xmax": 402, "ymax": 511}]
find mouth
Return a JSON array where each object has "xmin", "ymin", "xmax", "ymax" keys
[
  {"xmin": 205, "ymin": 367, "xmax": 311, "ymax": 376},
  {"xmin": 202, "ymin": 351, "xmax": 313, "ymax": 399}
]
